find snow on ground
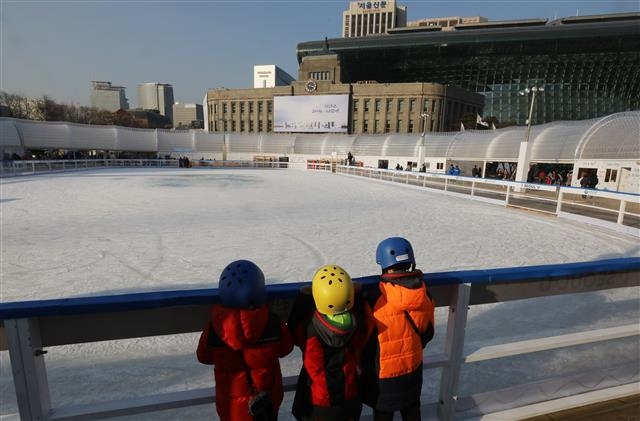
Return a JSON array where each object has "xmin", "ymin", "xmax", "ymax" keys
[{"xmin": 1, "ymin": 168, "xmax": 638, "ymax": 419}]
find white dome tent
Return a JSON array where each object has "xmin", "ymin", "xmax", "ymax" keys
[{"xmin": 1, "ymin": 111, "xmax": 638, "ymax": 193}]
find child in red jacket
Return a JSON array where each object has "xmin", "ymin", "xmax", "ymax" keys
[
  {"xmin": 288, "ymin": 264, "xmax": 373, "ymax": 421},
  {"xmin": 197, "ymin": 260, "xmax": 294, "ymax": 421}
]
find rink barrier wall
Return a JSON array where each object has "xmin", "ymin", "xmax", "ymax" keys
[
  {"xmin": 0, "ymin": 258, "xmax": 639, "ymax": 420},
  {"xmin": 333, "ymin": 164, "xmax": 640, "ymax": 237}
]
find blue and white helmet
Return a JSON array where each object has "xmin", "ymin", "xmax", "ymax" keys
[
  {"xmin": 218, "ymin": 260, "xmax": 267, "ymax": 308},
  {"xmin": 376, "ymin": 237, "xmax": 416, "ymax": 270}
]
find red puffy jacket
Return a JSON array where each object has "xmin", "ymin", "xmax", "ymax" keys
[
  {"xmin": 196, "ymin": 304, "xmax": 294, "ymax": 421},
  {"xmin": 288, "ymin": 288, "xmax": 373, "ymax": 421}
]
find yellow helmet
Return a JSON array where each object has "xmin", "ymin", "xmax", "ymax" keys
[{"xmin": 311, "ymin": 265, "xmax": 354, "ymax": 315}]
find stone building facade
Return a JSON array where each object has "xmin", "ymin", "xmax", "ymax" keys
[{"xmin": 206, "ymin": 53, "xmax": 483, "ymax": 134}]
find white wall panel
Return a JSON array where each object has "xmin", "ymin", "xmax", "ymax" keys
[
  {"xmin": 19, "ymin": 120, "xmax": 69, "ymax": 149},
  {"xmin": 194, "ymin": 131, "xmax": 222, "ymax": 152},
  {"xmin": 0, "ymin": 119, "xmax": 21, "ymax": 146},
  {"xmin": 69, "ymin": 124, "xmax": 116, "ymax": 150},
  {"xmin": 116, "ymin": 127, "xmax": 157, "ymax": 152},
  {"xmin": 157, "ymin": 130, "xmax": 193, "ymax": 152}
]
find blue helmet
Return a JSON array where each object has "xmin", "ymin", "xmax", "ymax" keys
[
  {"xmin": 218, "ymin": 260, "xmax": 267, "ymax": 308},
  {"xmin": 376, "ymin": 237, "xmax": 416, "ymax": 270}
]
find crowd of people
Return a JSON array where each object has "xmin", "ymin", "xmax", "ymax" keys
[{"xmin": 196, "ymin": 237, "xmax": 435, "ymax": 421}]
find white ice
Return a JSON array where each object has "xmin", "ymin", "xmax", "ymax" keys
[{"xmin": 1, "ymin": 168, "xmax": 638, "ymax": 420}]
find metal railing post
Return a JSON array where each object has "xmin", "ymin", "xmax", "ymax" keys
[
  {"xmin": 556, "ymin": 188, "xmax": 564, "ymax": 214},
  {"xmin": 6, "ymin": 318, "xmax": 52, "ymax": 421},
  {"xmin": 617, "ymin": 200, "xmax": 626, "ymax": 225},
  {"xmin": 438, "ymin": 283, "xmax": 471, "ymax": 420}
]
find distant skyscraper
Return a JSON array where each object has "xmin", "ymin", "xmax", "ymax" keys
[
  {"xmin": 172, "ymin": 103, "xmax": 204, "ymax": 129},
  {"xmin": 137, "ymin": 83, "xmax": 174, "ymax": 123},
  {"xmin": 253, "ymin": 65, "xmax": 295, "ymax": 88},
  {"xmin": 342, "ymin": 0, "xmax": 406, "ymax": 37},
  {"xmin": 90, "ymin": 81, "xmax": 129, "ymax": 112}
]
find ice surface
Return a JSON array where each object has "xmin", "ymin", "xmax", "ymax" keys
[{"xmin": 1, "ymin": 168, "xmax": 638, "ymax": 419}]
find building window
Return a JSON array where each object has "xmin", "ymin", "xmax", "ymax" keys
[
  {"xmin": 364, "ymin": 100, "xmax": 370, "ymax": 112},
  {"xmin": 605, "ymin": 168, "xmax": 618, "ymax": 182},
  {"xmin": 267, "ymin": 120, "xmax": 272, "ymax": 131},
  {"xmin": 398, "ymin": 99, "xmax": 404, "ymax": 112},
  {"xmin": 397, "ymin": 120, "xmax": 402, "ymax": 132},
  {"xmin": 409, "ymin": 120, "xmax": 414, "ymax": 132},
  {"xmin": 240, "ymin": 121, "xmax": 245, "ymax": 131},
  {"xmin": 386, "ymin": 98, "xmax": 392, "ymax": 111},
  {"xmin": 232, "ymin": 121, "xmax": 236, "ymax": 131},
  {"xmin": 437, "ymin": 162, "xmax": 444, "ymax": 170},
  {"xmin": 385, "ymin": 120, "xmax": 390, "ymax": 133},
  {"xmin": 353, "ymin": 100, "xmax": 359, "ymax": 112},
  {"xmin": 363, "ymin": 119, "xmax": 369, "ymax": 132},
  {"xmin": 223, "ymin": 103, "xmax": 228, "ymax": 113},
  {"xmin": 240, "ymin": 102, "xmax": 245, "ymax": 113},
  {"xmin": 375, "ymin": 99, "xmax": 381, "ymax": 112},
  {"xmin": 258, "ymin": 102, "xmax": 263, "ymax": 113},
  {"xmin": 267, "ymin": 101, "xmax": 272, "ymax": 112},
  {"xmin": 374, "ymin": 119, "xmax": 379, "ymax": 132},
  {"xmin": 249, "ymin": 120, "xmax": 253, "ymax": 132},
  {"xmin": 249, "ymin": 102, "xmax": 254, "ymax": 113},
  {"xmin": 231, "ymin": 102, "xmax": 236, "ymax": 113},
  {"xmin": 352, "ymin": 119, "xmax": 358, "ymax": 132},
  {"xmin": 258, "ymin": 120, "xmax": 263, "ymax": 132},
  {"xmin": 410, "ymin": 98, "xmax": 416, "ymax": 112}
]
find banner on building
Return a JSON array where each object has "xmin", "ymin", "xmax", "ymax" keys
[{"xmin": 274, "ymin": 95, "xmax": 349, "ymax": 133}]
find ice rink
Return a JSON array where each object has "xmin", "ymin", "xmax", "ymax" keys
[{"xmin": 1, "ymin": 168, "xmax": 638, "ymax": 419}]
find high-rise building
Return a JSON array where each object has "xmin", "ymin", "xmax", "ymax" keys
[
  {"xmin": 173, "ymin": 103, "xmax": 204, "ymax": 129},
  {"xmin": 406, "ymin": 15, "xmax": 488, "ymax": 31},
  {"xmin": 302, "ymin": 12, "xmax": 640, "ymax": 125},
  {"xmin": 90, "ymin": 81, "xmax": 129, "ymax": 112},
  {"xmin": 253, "ymin": 65, "xmax": 295, "ymax": 88},
  {"xmin": 137, "ymin": 83, "xmax": 174, "ymax": 124},
  {"xmin": 342, "ymin": 0, "xmax": 406, "ymax": 37}
]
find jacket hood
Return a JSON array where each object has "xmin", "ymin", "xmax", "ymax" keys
[
  {"xmin": 379, "ymin": 272, "xmax": 429, "ymax": 311},
  {"xmin": 210, "ymin": 304, "xmax": 269, "ymax": 350}
]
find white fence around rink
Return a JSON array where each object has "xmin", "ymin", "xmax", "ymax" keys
[
  {"xmin": 0, "ymin": 158, "xmax": 291, "ymax": 176},
  {"xmin": 330, "ymin": 164, "xmax": 640, "ymax": 237},
  {"xmin": 1, "ymin": 259, "xmax": 639, "ymax": 420}
]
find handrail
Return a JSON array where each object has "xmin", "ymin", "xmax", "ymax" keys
[{"xmin": 2, "ymin": 258, "xmax": 638, "ymax": 320}]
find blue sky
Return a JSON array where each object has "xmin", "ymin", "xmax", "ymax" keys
[{"xmin": 2, "ymin": 0, "xmax": 637, "ymax": 107}]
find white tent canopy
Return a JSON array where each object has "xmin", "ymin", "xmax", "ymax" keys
[{"xmin": 1, "ymin": 111, "xmax": 638, "ymax": 162}]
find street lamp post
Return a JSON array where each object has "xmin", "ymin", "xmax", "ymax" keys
[
  {"xmin": 514, "ymin": 85, "xmax": 544, "ymax": 186},
  {"xmin": 417, "ymin": 112, "xmax": 429, "ymax": 171},
  {"xmin": 217, "ymin": 118, "xmax": 228, "ymax": 161},
  {"xmin": 521, "ymin": 86, "xmax": 544, "ymax": 143}
]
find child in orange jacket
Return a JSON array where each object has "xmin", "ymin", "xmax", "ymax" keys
[
  {"xmin": 197, "ymin": 260, "xmax": 293, "ymax": 421},
  {"xmin": 362, "ymin": 238, "xmax": 435, "ymax": 421}
]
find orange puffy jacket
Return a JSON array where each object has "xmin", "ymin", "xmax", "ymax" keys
[{"xmin": 362, "ymin": 270, "xmax": 435, "ymax": 411}]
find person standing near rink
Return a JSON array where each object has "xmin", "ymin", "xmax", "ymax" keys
[
  {"xmin": 361, "ymin": 237, "xmax": 435, "ymax": 421},
  {"xmin": 288, "ymin": 264, "xmax": 373, "ymax": 421},
  {"xmin": 196, "ymin": 260, "xmax": 293, "ymax": 421}
]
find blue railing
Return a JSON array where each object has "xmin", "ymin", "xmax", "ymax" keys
[
  {"xmin": 1, "ymin": 258, "xmax": 639, "ymax": 420},
  {"xmin": 2, "ymin": 257, "xmax": 638, "ymax": 320}
]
